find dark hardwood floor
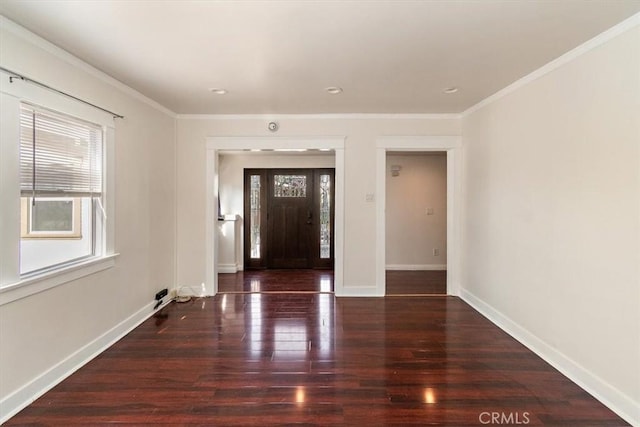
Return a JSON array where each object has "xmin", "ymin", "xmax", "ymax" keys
[
  {"xmin": 218, "ymin": 269, "xmax": 334, "ymax": 293},
  {"xmin": 219, "ymin": 269, "xmax": 447, "ymax": 295},
  {"xmin": 6, "ymin": 292, "xmax": 627, "ymax": 425},
  {"xmin": 386, "ymin": 270, "xmax": 447, "ymax": 295}
]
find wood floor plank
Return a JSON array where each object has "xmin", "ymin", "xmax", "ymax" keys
[
  {"xmin": 386, "ymin": 270, "xmax": 447, "ymax": 295},
  {"xmin": 5, "ymin": 287, "xmax": 628, "ymax": 426}
]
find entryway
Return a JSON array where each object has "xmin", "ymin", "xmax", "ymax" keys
[
  {"xmin": 243, "ymin": 168, "xmax": 335, "ymax": 271},
  {"xmin": 206, "ymin": 137, "xmax": 345, "ymax": 297}
]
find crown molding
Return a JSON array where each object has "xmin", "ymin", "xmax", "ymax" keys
[
  {"xmin": 177, "ymin": 113, "xmax": 461, "ymax": 120},
  {"xmin": 4, "ymin": 8, "xmax": 637, "ymax": 122},
  {"xmin": 0, "ymin": 15, "xmax": 177, "ymax": 118},
  {"xmin": 463, "ymin": 12, "xmax": 640, "ymax": 117}
]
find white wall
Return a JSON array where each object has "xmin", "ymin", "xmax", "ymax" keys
[
  {"xmin": 462, "ymin": 24, "xmax": 639, "ymax": 424},
  {"xmin": 176, "ymin": 117, "xmax": 461, "ymax": 293},
  {"xmin": 0, "ymin": 17, "xmax": 176, "ymax": 418},
  {"xmin": 386, "ymin": 153, "xmax": 447, "ymax": 269},
  {"xmin": 218, "ymin": 152, "xmax": 335, "ymax": 269}
]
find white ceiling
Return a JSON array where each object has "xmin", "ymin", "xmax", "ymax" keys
[{"xmin": 1, "ymin": 1, "xmax": 639, "ymax": 115}]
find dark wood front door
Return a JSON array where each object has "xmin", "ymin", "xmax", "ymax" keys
[
  {"xmin": 267, "ymin": 170, "xmax": 314, "ymax": 268},
  {"xmin": 244, "ymin": 168, "xmax": 334, "ymax": 270}
]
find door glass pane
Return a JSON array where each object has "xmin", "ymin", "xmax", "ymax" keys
[
  {"xmin": 274, "ymin": 175, "xmax": 306, "ymax": 197},
  {"xmin": 250, "ymin": 175, "xmax": 261, "ymax": 259},
  {"xmin": 320, "ymin": 174, "xmax": 331, "ymax": 259}
]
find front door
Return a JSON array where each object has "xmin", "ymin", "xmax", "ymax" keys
[
  {"xmin": 244, "ymin": 168, "xmax": 334, "ymax": 269},
  {"xmin": 267, "ymin": 170, "xmax": 314, "ymax": 268}
]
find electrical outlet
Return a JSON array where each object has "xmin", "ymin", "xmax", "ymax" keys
[
  {"xmin": 433, "ymin": 248, "xmax": 439, "ymax": 256},
  {"xmin": 155, "ymin": 288, "xmax": 168, "ymax": 301},
  {"xmin": 426, "ymin": 207, "xmax": 434, "ymax": 215}
]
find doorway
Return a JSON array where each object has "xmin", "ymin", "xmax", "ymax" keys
[
  {"xmin": 243, "ymin": 168, "xmax": 335, "ymax": 270},
  {"xmin": 206, "ymin": 136, "xmax": 345, "ymax": 297},
  {"xmin": 385, "ymin": 152, "xmax": 447, "ymax": 295},
  {"xmin": 375, "ymin": 136, "xmax": 462, "ymax": 297}
]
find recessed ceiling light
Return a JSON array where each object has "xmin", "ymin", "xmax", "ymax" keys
[
  {"xmin": 209, "ymin": 88, "xmax": 227, "ymax": 95},
  {"xmin": 325, "ymin": 87, "xmax": 343, "ymax": 95},
  {"xmin": 443, "ymin": 87, "xmax": 458, "ymax": 94}
]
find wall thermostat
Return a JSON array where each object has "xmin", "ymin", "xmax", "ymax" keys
[{"xmin": 268, "ymin": 121, "xmax": 279, "ymax": 132}]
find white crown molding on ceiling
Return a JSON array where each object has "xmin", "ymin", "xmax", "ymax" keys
[
  {"xmin": 176, "ymin": 113, "xmax": 462, "ymax": 121},
  {"xmin": 462, "ymin": 11, "xmax": 640, "ymax": 117},
  {"xmin": 2, "ymin": 10, "xmax": 637, "ymax": 122},
  {"xmin": 0, "ymin": 15, "xmax": 177, "ymax": 118},
  {"xmin": 1, "ymin": 12, "xmax": 459, "ymax": 121}
]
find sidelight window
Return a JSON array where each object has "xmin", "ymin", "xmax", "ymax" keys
[
  {"xmin": 319, "ymin": 174, "xmax": 331, "ymax": 259},
  {"xmin": 249, "ymin": 175, "xmax": 261, "ymax": 258}
]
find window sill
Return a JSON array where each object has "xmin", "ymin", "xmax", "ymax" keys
[{"xmin": 0, "ymin": 254, "xmax": 119, "ymax": 306}]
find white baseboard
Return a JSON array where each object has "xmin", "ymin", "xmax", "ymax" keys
[
  {"xmin": 218, "ymin": 264, "xmax": 240, "ymax": 273},
  {"xmin": 460, "ymin": 288, "xmax": 639, "ymax": 426},
  {"xmin": 386, "ymin": 264, "xmax": 447, "ymax": 271},
  {"xmin": 0, "ymin": 298, "xmax": 171, "ymax": 424}
]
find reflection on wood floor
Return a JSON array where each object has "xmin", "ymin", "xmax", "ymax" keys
[
  {"xmin": 218, "ymin": 270, "xmax": 447, "ymax": 295},
  {"xmin": 7, "ymin": 294, "xmax": 627, "ymax": 425},
  {"xmin": 386, "ymin": 270, "xmax": 447, "ymax": 295},
  {"xmin": 218, "ymin": 269, "xmax": 334, "ymax": 293}
]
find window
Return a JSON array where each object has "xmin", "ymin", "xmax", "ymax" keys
[
  {"xmin": 19, "ymin": 104, "xmax": 104, "ymax": 275},
  {"xmin": 274, "ymin": 175, "xmax": 307, "ymax": 197},
  {"xmin": 21, "ymin": 197, "xmax": 82, "ymax": 239},
  {"xmin": 249, "ymin": 174, "xmax": 261, "ymax": 259},
  {"xmin": 319, "ymin": 174, "xmax": 331, "ymax": 259}
]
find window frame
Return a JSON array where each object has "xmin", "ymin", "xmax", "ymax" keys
[
  {"xmin": 0, "ymin": 70, "xmax": 117, "ymax": 306},
  {"xmin": 21, "ymin": 197, "xmax": 83, "ymax": 239}
]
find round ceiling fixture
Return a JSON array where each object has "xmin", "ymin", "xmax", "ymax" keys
[
  {"xmin": 443, "ymin": 87, "xmax": 459, "ymax": 94},
  {"xmin": 209, "ymin": 88, "xmax": 228, "ymax": 95},
  {"xmin": 268, "ymin": 121, "xmax": 279, "ymax": 132},
  {"xmin": 325, "ymin": 86, "xmax": 343, "ymax": 95}
]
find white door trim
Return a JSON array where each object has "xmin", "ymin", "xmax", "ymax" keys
[
  {"xmin": 205, "ymin": 136, "xmax": 346, "ymax": 296},
  {"xmin": 376, "ymin": 136, "xmax": 462, "ymax": 296}
]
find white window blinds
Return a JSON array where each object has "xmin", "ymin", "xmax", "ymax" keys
[{"xmin": 20, "ymin": 104, "xmax": 103, "ymax": 197}]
